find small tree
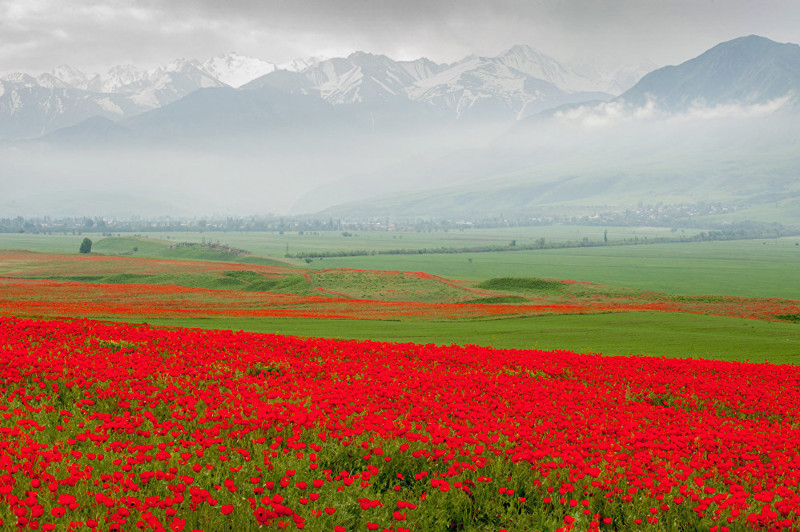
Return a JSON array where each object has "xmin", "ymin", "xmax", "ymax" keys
[{"xmin": 79, "ymin": 238, "xmax": 92, "ymax": 254}]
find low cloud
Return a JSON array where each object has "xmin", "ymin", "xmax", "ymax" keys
[{"xmin": 554, "ymin": 94, "xmax": 794, "ymax": 129}]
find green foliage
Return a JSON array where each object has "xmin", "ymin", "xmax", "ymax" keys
[
  {"xmin": 460, "ymin": 296, "xmax": 530, "ymax": 304},
  {"xmin": 92, "ymin": 236, "xmax": 170, "ymax": 255},
  {"xmin": 243, "ymin": 274, "xmax": 308, "ymax": 293},
  {"xmin": 776, "ymin": 313, "xmax": 800, "ymax": 323},
  {"xmin": 78, "ymin": 237, "xmax": 92, "ymax": 254},
  {"xmin": 319, "ymin": 238, "xmax": 800, "ymax": 299},
  {"xmin": 477, "ymin": 277, "xmax": 565, "ymax": 293},
  {"xmin": 95, "ymin": 339, "xmax": 138, "ymax": 352},
  {"xmin": 119, "ymin": 312, "xmax": 800, "ymax": 364}
]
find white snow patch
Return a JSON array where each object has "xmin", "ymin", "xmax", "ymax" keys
[
  {"xmin": 129, "ymin": 90, "xmax": 161, "ymax": 109},
  {"xmin": 201, "ymin": 52, "xmax": 276, "ymax": 87},
  {"xmin": 279, "ymin": 56, "xmax": 325, "ymax": 72},
  {"xmin": 96, "ymin": 97, "xmax": 124, "ymax": 115}
]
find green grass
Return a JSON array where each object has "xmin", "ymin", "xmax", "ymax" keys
[
  {"xmin": 43, "ymin": 271, "xmax": 311, "ymax": 293},
  {"xmin": 460, "ymin": 296, "xmax": 530, "ymax": 304},
  {"xmin": 319, "ymin": 239, "xmax": 800, "ymax": 299},
  {"xmin": 306, "ymin": 269, "xmax": 472, "ymax": 301},
  {"xmin": 0, "ymin": 225, "xmax": 701, "ymax": 258},
  {"xmin": 4, "ymin": 231, "xmax": 799, "ymax": 299},
  {"xmin": 476, "ymin": 277, "xmax": 566, "ymax": 294},
  {"xmin": 0, "ymin": 232, "xmax": 110, "ymax": 254},
  {"xmin": 4, "ymin": 229, "xmax": 800, "ymax": 366},
  {"xmin": 112, "ymin": 311, "xmax": 800, "ymax": 364},
  {"xmin": 92, "ymin": 236, "xmax": 170, "ymax": 255},
  {"xmin": 179, "ymin": 225, "xmax": 695, "ymax": 256}
]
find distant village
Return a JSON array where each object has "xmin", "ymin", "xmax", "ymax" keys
[{"xmin": 0, "ymin": 201, "xmax": 794, "ymax": 238}]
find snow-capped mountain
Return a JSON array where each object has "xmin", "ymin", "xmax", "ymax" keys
[
  {"xmin": 125, "ymin": 60, "xmax": 226, "ymax": 108},
  {"xmin": 0, "ymin": 45, "xmax": 636, "ymax": 139},
  {"xmin": 45, "ymin": 60, "xmax": 225, "ymax": 103},
  {"xmin": 47, "ymin": 65, "xmax": 102, "ymax": 91},
  {"xmin": 198, "ymin": 53, "xmax": 277, "ymax": 88},
  {"xmin": 245, "ymin": 52, "xmax": 448, "ymax": 104},
  {"xmin": 278, "ymin": 56, "xmax": 325, "ymax": 73},
  {"xmin": 0, "ymin": 75, "xmax": 146, "ymax": 138},
  {"xmin": 494, "ymin": 45, "xmax": 597, "ymax": 92},
  {"xmin": 0, "ymin": 60, "xmax": 228, "ymax": 138},
  {"xmin": 406, "ymin": 47, "xmax": 610, "ymax": 119},
  {"xmin": 242, "ymin": 45, "xmax": 611, "ymax": 120},
  {"xmin": 569, "ymin": 59, "xmax": 659, "ymax": 95}
]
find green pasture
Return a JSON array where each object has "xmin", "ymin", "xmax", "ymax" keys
[
  {"xmin": 320, "ymin": 239, "xmax": 800, "ymax": 299},
  {"xmin": 0, "ymin": 232, "xmax": 111, "ymax": 254},
  {"xmin": 182, "ymin": 225, "xmax": 698, "ymax": 257},
  {"xmin": 3, "ymin": 229, "xmax": 800, "ymax": 367},
  {"xmin": 111, "ymin": 311, "xmax": 800, "ymax": 364},
  {"xmin": 0, "ymin": 225, "xmax": 699, "ymax": 258},
  {"xmin": 1, "ymin": 230, "xmax": 799, "ymax": 299}
]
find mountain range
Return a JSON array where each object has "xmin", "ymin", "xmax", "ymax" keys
[
  {"xmin": 0, "ymin": 45, "xmax": 642, "ymax": 140},
  {"xmin": 1, "ymin": 35, "xmax": 800, "ymax": 225},
  {"xmin": 305, "ymin": 35, "xmax": 800, "ymax": 222}
]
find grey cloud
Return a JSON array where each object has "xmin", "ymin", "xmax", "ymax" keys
[{"xmin": 2, "ymin": 0, "xmax": 800, "ymax": 75}]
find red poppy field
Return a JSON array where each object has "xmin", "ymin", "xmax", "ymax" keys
[
  {"xmin": 1, "ymin": 250, "xmax": 799, "ymax": 323},
  {"xmin": 1, "ymin": 316, "xmax": 799, "ymax": 531}
]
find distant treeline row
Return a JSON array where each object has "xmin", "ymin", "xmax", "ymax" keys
[
  {"xmin": 0, "ymin": 201, "xmax": 788, "ymax": 234},
  {"xmin": 286, "ymin": 227, "xmax": 798, "ymax": 259}
]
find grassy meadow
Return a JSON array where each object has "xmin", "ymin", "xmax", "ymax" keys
[
  {"xmin": 115, "ymin": 312, "xmax": 800, "ymax": 364},
  {"xmin": 0, "ymin": 228, "xmax": 798, "ymax": 364}
]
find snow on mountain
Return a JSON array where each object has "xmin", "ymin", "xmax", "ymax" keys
[
  {"xmin": 44, "ymin": 60, "xmax": 226, "ymax": 110},
  {"xmin": 46, "ymin": 65, "xmax": 102, "ymax": 91},
  {"xmin": 0, "ymin": 77, "xmax": 142, "ymax": 138},
  {"xmin": 495, "ymin": 45, "xmax": 597, "ymax": 92},
  {"xmin": 199, "ymin": 53, "xmax": 277, "ymax": 88},
  {"xmin": 398, "ymin": 57, "xmax": 448, "ymax": 82},
  {"xmin": 1, "ymin": 73, "xmax": 39, "ymax": 87},
  {"xmin": 243, "ymin": 47, "xmax": 604, "ymax": 118},
  {"xmin": 307, "ymin": 52, "xmax": 444, "ymax": 103},
  {"xmin": 245, "ymin": 52, "xmax": 446, "ymax": 105},
  {"xmin": 219, "ymin": 47, "xmax": 604, "ymax": 114},
  {"xmin": 407, "ymin": 48, "xmax": 609, "ymax": 119},
  {"xmin": 101, "ymin": 64, "xmax": 149, "ymax": 93},
  {"xmin": 0, "ymin": 59, "xmax": 226, "ymax": 138},
  {"xmin": 569, "ymin": 59, "xmax": 658, "ymax": 95},
  {"xmin": 278, "ymin": 56, "xmax": 325, "ymax": 72},
  {"xmin": 126, "ymin": 59, "xmax": 226, "ymax": 108},
  {"xmin": 35, "ymin": 73, "xmax": 75, "ymax": 90},
  {"xmin": 0, "ymin": 45, "xmax": 634, "ymax": 139}
]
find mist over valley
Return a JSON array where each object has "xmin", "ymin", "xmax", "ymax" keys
[{"xmin": 1, "ymin": 35, "xmax": 799, "ymax": 230}]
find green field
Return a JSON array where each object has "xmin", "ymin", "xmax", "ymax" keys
[
  {"xmin": 1, "ymin": 230, "xmax": 798, "ymax": 298},
  {"xmin": 113, "ymin": 311, "xmax": 800, "ymax": 364},
  {"xmin": 320, "ymin": 239, "xmax": 800, "ymax": 299},
  {"xmin": 2, "ymin": 228, "xmax": 799, "ymax": 365},
  {"xmin": 0, "ymin": 224, "xmax": 701, "ymax": 257}
]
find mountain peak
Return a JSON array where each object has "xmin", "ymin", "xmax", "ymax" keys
[
  {"xmin": 348, "ymin": 51, "xmax": 375, "ymax": 59},
  {"xmin": 1, "ymin": 72, "xmax": 38, "ymax": 85},
  {"xmin": 500, "ymin": 44, "xmax": 548, "ymax": 59},
  {"xmin": 346, "ymin": 51, "xmax": 394, "ymax": 67},
  {"xmin": 278, "ymin": 56, "xmax": 325, "ymax": 72},
  {"xmin": 200, "ymin": 53, "xmax": 276, "ymax": 87},
  {"xmin": 699, "ymin": 35, "xmax": 800, "ymax": 61},
  {"xmin": 621, "ymin": 34, "xmax": 800, "ymax": 110}
]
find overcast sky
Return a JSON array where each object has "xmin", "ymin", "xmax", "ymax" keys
[{"xmin": 2, "ymin": 0, "xmax": 800, "ymax": 75}]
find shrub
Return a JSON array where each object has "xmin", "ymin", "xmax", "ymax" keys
[{"xmin": 79, "ymin": 237, "xmax": 92, "ymax": 254}]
